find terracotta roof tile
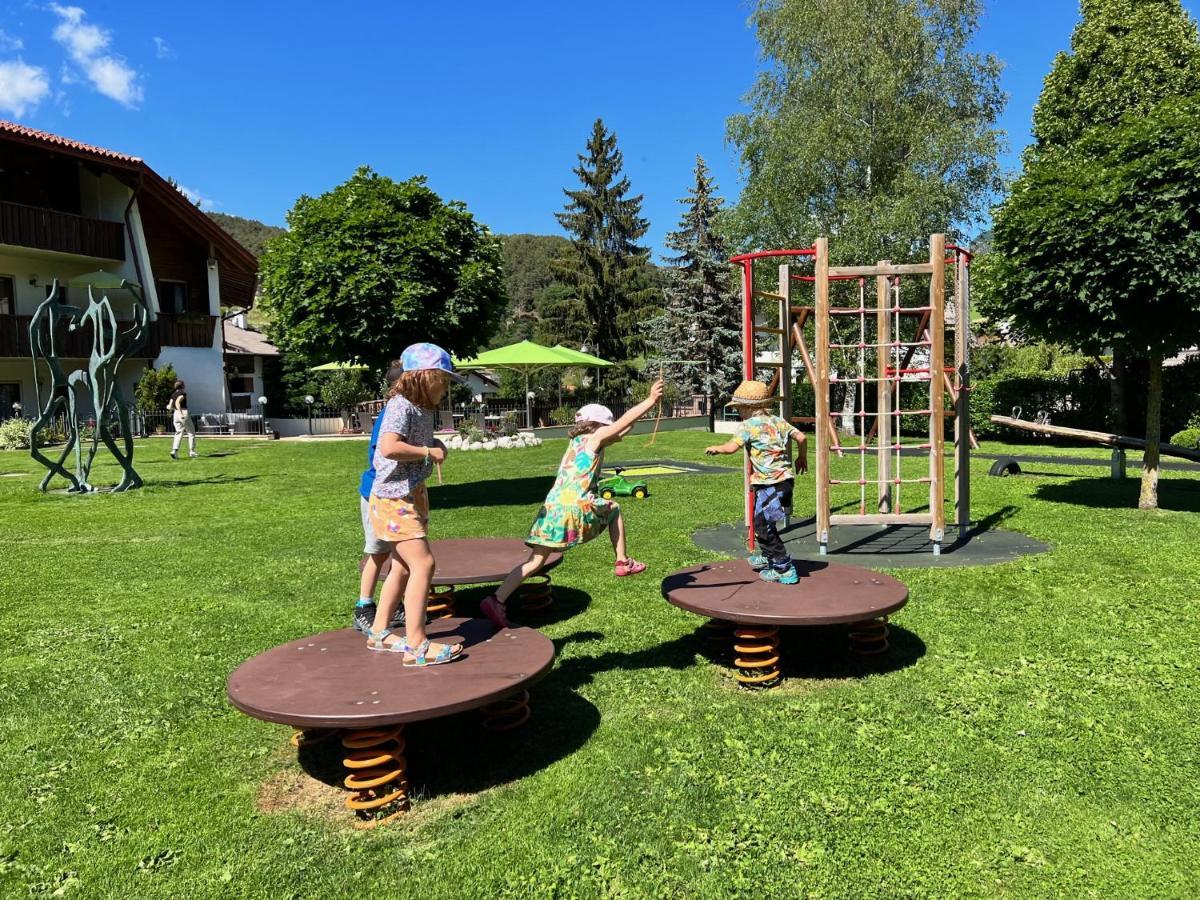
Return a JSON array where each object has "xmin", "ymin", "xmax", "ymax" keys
[{"xmin": 0, "ymin": 119, "xmax": 142, "ymax": 164}]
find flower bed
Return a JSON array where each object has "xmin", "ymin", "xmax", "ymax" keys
[{"xmin": 442, "ymin": 430, "xmax": 543, "ymax": 452}]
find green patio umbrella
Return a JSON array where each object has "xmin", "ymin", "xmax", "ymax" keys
[
  {"xmin": 308, "ymin": 361, "xmax": 369, "ymax": 372},
  {"xmin": 70, "ymin": 270, "xmax": 141, "ymax": 291},
  {"xmin": 455, "ymin": 340, "xmax": 612, "ymax": 427}
]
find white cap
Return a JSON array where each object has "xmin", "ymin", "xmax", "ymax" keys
[{"xmin": 575, "ymin": 403, "xmax": 614, "ymax": 426}]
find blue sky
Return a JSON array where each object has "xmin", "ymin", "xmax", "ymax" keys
[{"xmin": 1, "ymin": 1, "xmax": 1197, "ymax": 258}]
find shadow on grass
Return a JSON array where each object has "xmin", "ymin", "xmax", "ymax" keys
[
  {"xmin": 781, "ymin": 623, "xmax": 925, "ymax": 680},
  {"xmin": 149, "ymin": 474, "xmax": 263, "ymax": 489},
  {"xmin": 429, "ymin": 475, "xmax": 555, "ymax": 510},
  {"xmin": 1034, "ymin": 477, "xmax": 1200, "ymax": 512}
]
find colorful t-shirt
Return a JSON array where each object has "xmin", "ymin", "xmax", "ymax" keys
[
  {"xmin": 733, "ymin": 414, "xmax": 798, "ymax": 485},
  {"xmin": 371, "ymin": 395, "xmax": 435, "ymax": 499}
]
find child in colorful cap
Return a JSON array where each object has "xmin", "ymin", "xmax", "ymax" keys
[
  {"xmin": 478, "ymin": 379, "xmax": 664, "ymax": 629},
  {"xmin": 365, "ymin": 342, "xmax": 466, "ymax": 666},
  {"xmin": 705, "ymin": 379, "xmax": 808, "ymax": 584}
]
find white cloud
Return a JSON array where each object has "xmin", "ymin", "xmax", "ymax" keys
[
  {"xmin": 0, "ymin": 59, "xmax": 51, "ymax": 117},
  {"xmin": 153, "ymin": 36, "xmax": 172, "ymax": 60},
  {"xmin": 177, "ymin": 183, "xmax": 219, "ymax": 211},
  {"xmin": 50, "ymin": 4, "xmax": 143, "ymax": 108},
  {"xmin": 0, "ymin": 30, "xmax": 24, "ymax": 52}
]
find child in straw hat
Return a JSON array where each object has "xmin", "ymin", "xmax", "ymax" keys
[{"xmin": 705, "ymin": 379, "xmax": 808, "ymax": 584}]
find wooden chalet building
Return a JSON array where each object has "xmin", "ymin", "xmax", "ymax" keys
[{"xmin": 0, "ymin": 120, "xmax": 258, "ymax": 417}]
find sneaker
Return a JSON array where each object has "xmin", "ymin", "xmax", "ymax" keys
[
  {"xmin": 189, "ymin": 452, "xmax": 199, "ymax": 458},
  {"xmin": 352, "ymin": 603, "xmax": 376, "ymax": 634},
  {"xmin": 759, "ymin": 564, "xmax": 799, "ymax": 585},
  {"xmin": 480, "ymin": 594, "xmax": 511, "ymax": 630},
  {"xmin": 614, "ymin": 557, "xmax": 647, "ymax": 577},
  {"xmin": 353, "ymin": 603, "xmax": 406, "ymax": 633},
  {"xmin": 747, "ymin": 553, "xmax": 769, "ymax": 571},
  {"xmin": 169, "ymin": 450, "xmax": 177, "ymax": 459}
]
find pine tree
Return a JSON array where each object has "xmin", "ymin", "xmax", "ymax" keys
[
  {"xmin": 556, "ymin": 119, "xmax": 656, "ymax": 361},
  {"xmin": 656, "ymin": 157, "xmax": 742, "ymax": 429}
]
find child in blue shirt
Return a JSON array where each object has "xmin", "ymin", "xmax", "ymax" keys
[{"xmin": 353, "ymin": 360, "xmax": 404, "ymax": 633}]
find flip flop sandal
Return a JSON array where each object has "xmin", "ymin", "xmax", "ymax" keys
[
  {"xmin": 403, "ymin": 638, "xmax": 463, "ymax": 668},
  {"xmin": 365, "ymin": 627, "xmax": 406, "ymax": 653}
]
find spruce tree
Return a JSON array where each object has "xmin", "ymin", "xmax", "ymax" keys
[
  {"xmin": 657, "ymin": 157, "xmax": 742, "ymax": 429},
  {"xmin": 556, "ymin": 119, "xmax": 656, "ymax": 361}
]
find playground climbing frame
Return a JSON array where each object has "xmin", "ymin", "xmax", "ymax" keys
[{"xmin": 732, "ymin": 234, "xmax": 973, "ymax": 555}]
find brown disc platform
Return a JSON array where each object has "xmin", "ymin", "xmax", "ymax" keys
[
  {"xmin": 662, "ymin": 558, "xmax": 908, "ymax": 626},
  {"xmin": 431, "ymin": 538, "xmax": 562, "ymax": 586},
  {"xmin": 372, "ymin": 538, "xmax": 562, "ymax": 585},
  {"xmin": 227, "ymin": 618, "xmax": 555, "ymax": 729}
]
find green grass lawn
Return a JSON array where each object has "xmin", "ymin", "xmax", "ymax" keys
[{"xmin": 1, "ymin": 433, "xmax": 1197, "ymax": 898}]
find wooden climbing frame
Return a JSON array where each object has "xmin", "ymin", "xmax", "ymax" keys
[{"xmin": 731, "ymin": 235, "xmax": 973, "ymax": 555}]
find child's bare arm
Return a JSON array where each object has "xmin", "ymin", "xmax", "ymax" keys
[
  {"xmin": 594, "ymin": 379, "xmax": 664, "ymax": 447},
  {"xmin": 379, "ymin": 432, "xmax": 445, "ymax": 463},
  {"xmin": 792, "ymin": 430, "xmax": 809, "ymax": 474},
  {"xmin": 705, "ymin": 440, "xmax": 741, "ymax": 456}
]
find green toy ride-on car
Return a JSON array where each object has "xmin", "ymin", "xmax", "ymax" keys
[{"xmin": 598, "ymin": 467, "xmax": 649, "ymax": 500}]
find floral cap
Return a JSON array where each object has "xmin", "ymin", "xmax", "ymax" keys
[
  {"xmin": 575, "ymin": 403, "xmax": 614, "ymax": 426},
  {"xmin": 400, "ymin": 342, "xmax": 467, "ymax": 383}
]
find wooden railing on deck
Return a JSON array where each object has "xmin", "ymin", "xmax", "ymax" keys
[{"xmin": 0, "ymin": 200, "xmax": 125, "ymax": 260}]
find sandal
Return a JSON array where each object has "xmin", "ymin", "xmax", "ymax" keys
[
  {"xmin": 614, "ymin": 557, "xmax": 647, "ymax": 577},
  {"xmin": 403, "ymin": 638, "xmax": 463, "ymax": 668},
  {"xmin": 480, "ymin": 594, "xmax": 511, "ymax": 629},
  {"xmin": 366, "ymin": 627, "xmax": 406, "ymax": 653}
]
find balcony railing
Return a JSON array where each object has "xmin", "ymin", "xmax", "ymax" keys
[
  {"xmin": 0, "ymin": 200, "xmax": 126, "ymax": 260},
  {"xmin": 0, "ymin": 313, "xmax": 215, "ymax": 358}
]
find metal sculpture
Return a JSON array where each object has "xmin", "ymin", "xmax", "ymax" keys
[{"xmin": 29, "ymin": 273, "xmax": 149, "ymax": 493}]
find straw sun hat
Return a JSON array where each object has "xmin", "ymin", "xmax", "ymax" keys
[{"xmin": 726, "ymin": 379, "xmax": 780, "ymax": 407}]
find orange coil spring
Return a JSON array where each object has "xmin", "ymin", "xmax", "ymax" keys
[
  {"xmin": 733, "ymin": 626, "xmax": 781, "ymax": 687},
  {"xmin": 848, "ymin": 617, "xmax": 890, "ymax": 655},
  {"xmin": 517, "ymin": 574, "xmax": 553, "ymax": 613},
  {"xmin": 701, "ymin": 618, "xmax": 735, "ymax": 645},
  {"xmin": 290, "ymin": 727, "xmax": 338, "ymax": 750},
  {"xmin": 426, "ymin": 585, "xmax": 456, "ymax": 619},
  {"xmin": 481, "ymin": 690, "xmax": 531, "ymax": 731},
  {"xmin": 341, "ymin": 726, "xmax": 409, "ymax": 827}
]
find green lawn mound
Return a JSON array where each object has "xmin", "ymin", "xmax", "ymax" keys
[{"xmin": 1, "ymin": 433, "xmax": 1196, "ymax": 897}]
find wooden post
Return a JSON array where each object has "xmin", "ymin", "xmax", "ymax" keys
[
  {"xmin": 814, "ymin": 237, "xmax": 831, "ymax": 554},
  {"xmin": 928, "ymin": 234, "xmax": 946, "ymax": 551},
  {"xmin": 876, "ymin": 263, "xmax": 891, "ymax": 513},
  {"xmin": 778, "ymin": 264, "xmax": 792, "ymax": 422},
  {"xmin": 953, "ymin": 251, "xmax": 971, "ymax": 537}
]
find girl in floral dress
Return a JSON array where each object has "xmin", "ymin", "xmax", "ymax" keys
[{"xmin": 479, "ymin": 379, "xmax": 663, "ymax": 629}]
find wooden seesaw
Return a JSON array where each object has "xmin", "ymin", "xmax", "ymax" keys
[{"xmin": 988, "ymin": 414, "xmax": 1200, "ymax": 478}]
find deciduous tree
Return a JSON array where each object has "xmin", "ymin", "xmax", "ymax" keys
[
  {"xmin": 727, "ymin": 0, "xmax": 1004, "ymax": 262},
  {"xmin": 258, "ymin": 167, "xmax": 505, "ymax": 372}
]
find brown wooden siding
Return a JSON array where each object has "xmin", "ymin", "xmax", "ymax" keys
[{"xmin": 137, "ymin": 191, "xmax": 210, "ymax": 315}]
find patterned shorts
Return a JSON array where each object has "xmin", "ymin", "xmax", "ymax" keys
[{"xmin": 369, "ymin": 484, "xmax": 429, "ymax": 543}]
